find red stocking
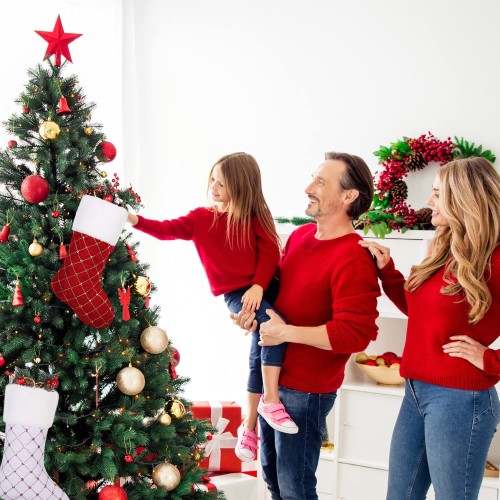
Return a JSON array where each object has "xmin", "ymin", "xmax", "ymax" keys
[{"xmin": 51, "ymin": 196, "xmax": 127, "ymax": 329}]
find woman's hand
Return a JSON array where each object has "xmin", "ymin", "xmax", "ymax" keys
[
  {"xmin": 442, "ymin": 335, "xmax": 487, "ymax": 371},
  {"xmin": 259, "ymin": 310, "xmax": 287, "ymax": 346},
  {"xmin": 358, "ymin": 240, "xmax": 391, "ymax": 270}
]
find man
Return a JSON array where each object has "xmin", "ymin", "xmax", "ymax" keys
[{"xmin": 232, "ymin": 152, "xmax": 380, "ymax": 499}]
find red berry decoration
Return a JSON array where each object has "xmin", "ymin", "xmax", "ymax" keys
[
  {"xmin": 99, "ymin": 141, "xmax": 117, "ymax": 162},
  {"xmin": 8, "ymin": 140, "xmax": 17, "ymax": 149},
  {"xmin": 52, "ymin": 210, "xmax": 60, "ymax": 218},
  {"xmin": 16, "ymin": 377, "xmax": 26, "ymax": 385},
  {"xmin": 21, "ymin": 175, "xmax": 50, "ymax": 204},
  {"xmin": 98, "ymin": 483, "xmax": 128, "ymax": 500}
]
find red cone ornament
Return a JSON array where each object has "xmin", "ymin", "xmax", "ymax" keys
[
  {"xmin": 59, "ymin": 244, "xmax": 67, "ymax": 259},
  {"xmin": 57, "ymin": 96, "xmax": 71, "ymax": 116},
  {"xmin": 21, "ymin": 175, "xmax": 50, "ymax": 204},
  {"xmin": 0, "ymin": 224, "xmax": 10, "ymax": 243},
  {"xmin": 12, "ymin": 281, "xmax": 23, "ymax": 307}
]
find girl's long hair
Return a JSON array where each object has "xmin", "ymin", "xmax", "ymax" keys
[
  {"xmin": 405, "ymin": 157, "xmax": 500, "ymax": 324},
  {"xmin": 207, "ymin": 152, "xmax": 279, "ymax": 250}
]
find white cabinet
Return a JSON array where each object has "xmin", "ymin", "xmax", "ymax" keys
[{"xmin": 259, "ymin": 228, "xmax": 500, "ymax": 500}]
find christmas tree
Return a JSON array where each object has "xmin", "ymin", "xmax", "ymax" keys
[{"xmin": 0, "ymin": 15, "xmax": 219, "ymax": 499}]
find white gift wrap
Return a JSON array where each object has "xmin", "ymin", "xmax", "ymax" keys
[{"xmin": 210, "ymin": 473, "xmax": 257, "ymax": 500}]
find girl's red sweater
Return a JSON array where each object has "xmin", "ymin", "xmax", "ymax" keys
[
  {"xmin": 133, "ymin": 207, "xmax": 280, "ymax": 296},
  {"xmin": 379, "ymin": 247, "xmax": 500, "ymax": 389},
  {"xmin": 275, "ymin": 224, "xmax": 380, "ymax": 393}
]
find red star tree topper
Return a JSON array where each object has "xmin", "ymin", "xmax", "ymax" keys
[{"xmin": 35, "ymin": 15, "xmax": 82, "ymax": 66}]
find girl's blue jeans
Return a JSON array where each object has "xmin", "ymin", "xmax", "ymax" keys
[
  {"xmin": 387, "ymin": 379, "xmax": 500, "ymax": 500},
  {"xmin": 224, "ymin": 283, "xmax": 286, "ymax": 393},
  {"xmin": 260, "ymin": 386, "xmax": 337, "ymax": 499}
]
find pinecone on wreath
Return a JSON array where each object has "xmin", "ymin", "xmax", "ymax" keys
[
  {"xmin": 415, "ymin": 207, "xmax": 433, "ymax": 229},
  {"xmin": 404, "ymin": 152, "xmax": 428, "ymax": 172},
  {"xmin": 389, "ymin": 180, "xmax": 408, "ymax": 201}
]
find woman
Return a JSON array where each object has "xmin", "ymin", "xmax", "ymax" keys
[{"xmin": 359, "ymin": 157, "xmax": 500, "ymax": 500}]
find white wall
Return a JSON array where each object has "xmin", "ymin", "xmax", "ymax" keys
[{"xmin": 123, "ymin": 0, "xmax": 500, "ymax": 407}]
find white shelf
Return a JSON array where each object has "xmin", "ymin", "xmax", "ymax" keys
[{"xmin": 341, "ymin": 380, "xmax": 405, "ymax": 397}]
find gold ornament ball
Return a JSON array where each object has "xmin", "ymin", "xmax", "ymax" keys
[
  {"xmin": 84, "ymin": 127, "xmax": 92, "ymax": 135},
  {"xmin": 140, "ymin": 326, "xmax": 168, "ymax": 354},
  {"xmin": 165, "ymin": 399, "xmax": 185, "ymax": 419},
  {"xmin": 157, "ymin": 412, "xmax": 172, "ymax": 426},
  {"xmin": 134, "ymin": 276, "xmax": 151, "ymax": 296},
  {"xmin": 99, "ymin": 171, "xmax": 108, "ymax": 178},
  {"xmin": 152, "ymin": 462, "xmax": 181, "ymax": 491},
  {"xmin": 28, "ymin": 238, "xmax": 43, "ymax": 257},
  {"xmin": 116, "ymin": 365, "xmax": 145, "ymax": 396},
  {"xmin": 191, "ymin": 451, "xmax": 202, "ymax": 462},
  {"xmin": 39, "ymin": 120, "xmax": 61, "ymax": 140}
]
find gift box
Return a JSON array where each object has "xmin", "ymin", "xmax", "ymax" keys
[
  {"xmin": 193, "ymin": 473, "xmax": 257, "ymax": 500},
  {"xmin": 191, "ymin": 400, "xmax": 242, "ymax": 472}
]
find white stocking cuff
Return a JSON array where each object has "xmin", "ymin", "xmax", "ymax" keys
[{"xmin": 3, "ymin": 385, "xmax": 59, "ymax": 429}]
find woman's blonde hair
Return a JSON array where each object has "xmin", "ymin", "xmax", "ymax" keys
[
  {"xmin": 207, "ymin": 152, "xmax": 279, "ymax": 250},
  {"xmin": 405, "ymin": 157, "xmax": 500, "ymax": 324}
]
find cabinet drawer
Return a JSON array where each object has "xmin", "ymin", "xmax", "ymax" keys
[
  {"xmin": 316, "ymin": 457, "xmax": 335, "ymax": 494},
  {"xmin": 360, "ymin": 235, "xmax": 431, "ymax": 278},
  {"xmin": 337, "ymin": 390, "xmax": 402, "ymax": 467},
  {"xmin": 337, "ymin": 463, "xmax": 388, "ymax": 499}
]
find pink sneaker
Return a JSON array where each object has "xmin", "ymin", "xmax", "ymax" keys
[
  {"xmin": 235, "ymin": 423, "xmax": 259, "ymax": 462},
  {"xmin": 257, "ymin": 396, "xmax": 299, "ymax": 434}
]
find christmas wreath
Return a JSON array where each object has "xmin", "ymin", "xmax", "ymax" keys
[
  {"xmin": 356, "ymin": 132, "xmax": 496, "ymax": 237},
  {"xmin": 276, "ymin": 133, "xmax": 496, "ymax": 238}
]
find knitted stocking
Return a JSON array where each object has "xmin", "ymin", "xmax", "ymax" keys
[
  {"xmin": 0, "ymin": 385, "xmax": 68, "ymax": 500},
  {"xmin": 51, "ymin": 195, "xmax": 127, "ymax": 329}
]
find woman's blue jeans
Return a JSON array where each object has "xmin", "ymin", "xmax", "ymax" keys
[
  {"xmin": 224, "ymin": 285, "xmax": 287, "ymax": 393},
  {"xmin": 387, "ymin": 379, "xmax": 500, "ymax": 500},
  {"xmin": 260, "ymin": 386, "xmax": 336, "ymax": 500}
]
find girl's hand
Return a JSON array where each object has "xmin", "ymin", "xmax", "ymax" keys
[
  {"xmin": 242, "ymin": 284, "xmax": 263, "ymax": 313},
  {"xmin": 358, "ymin": 240, "xmax": 391, "ymax": 270},
  {"xmin": 259, "ymin": 310, "xmax": 286, "ymax": 346},
  {"xmin": 127, "ymin": 213, "xmax": 139, "ymax": 226},
  {"xmin": 442, "ymin": 335, "xmax": 487, "ymax": 371}
]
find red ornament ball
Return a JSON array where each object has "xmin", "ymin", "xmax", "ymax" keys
[
  {"xmin": 168, "ymin": 346, "xmax": 181, "ymax": 367},
  {"xmin": 22, "ymin": 107, "xmax": 30, "ymax": 114},
  {"xmin": 8, "ymin": 140, "xmax": 17, "ymax": 149},
  {"xmin": 34, "ymin": 315, "xmax": 41, "ymax": 324},
  {"xmin": 98, "ymin": 484, "xmax": 128, "ymax": 500},
  {"xmin": 0, "ymin": 356, "xmax": 5, "ymax": 367},
  {"xmin": 123, "ymin": 454, "xmax": 134, "ymax": 463},
  {"xmin": 103, "ymin": 194, "xmax": 114, "ymax": 203},
  {"xmin": 52, "ymin": 210, "xmax": 60, "ymax": 218},
  {"xmin": 21, "ymin": 175, "xmax": 50, "ymax": 204},
  {"xmin": 99, "ymin": 141, "xmax": 117, "ymax": 162}
]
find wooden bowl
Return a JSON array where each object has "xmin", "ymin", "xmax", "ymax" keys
[{"xmin": 356, "ymin": 362, "xmax": 405, "ymax": 385}]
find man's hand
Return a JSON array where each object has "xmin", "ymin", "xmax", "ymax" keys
[
  {"xmin": 241, "ymin": 284, "xmax": 263, "ymax": 313},
  {"xmin": 230, "ymin": 309, "xmax": 258, "ymax": 334},
  {"xmin": 442, "ymin": 335, "xmax": 487, "ymax": 371},
  {"xmin": 259, "ymin": 310, "xmax": 287, "ymax": 346}
]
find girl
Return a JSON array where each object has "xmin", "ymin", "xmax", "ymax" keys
[
  {"xmin": 359, "ymin": 157, "xmax": 500, "ymax": 499},
  {"xmin": 127, "ymin": 152, "xmax": 298, "ymax": 463}
]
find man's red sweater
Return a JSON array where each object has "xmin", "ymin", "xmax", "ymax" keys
[
  {"xmin": 275, "ymin": 224, "xmax": 380, "ymax": 394},
  {"xmin": 379, "ymin": 246, "xmax": 500, "ymax": 390},
  {"xmin": 133, "ymin": 208, "xmax": 280, "ymax": 296}
]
